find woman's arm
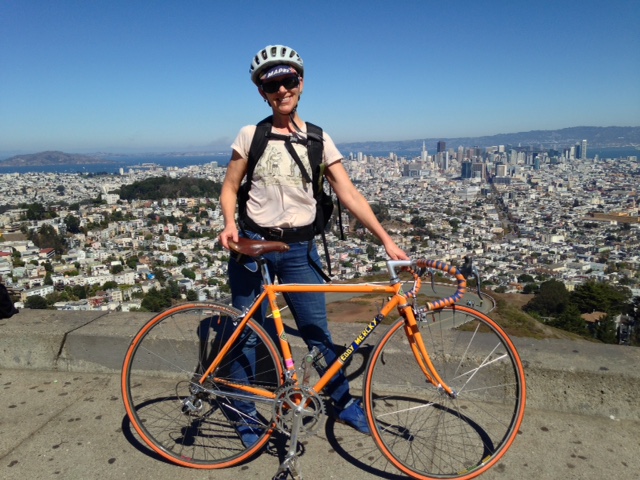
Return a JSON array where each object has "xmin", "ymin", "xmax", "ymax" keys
[
  {"xmin": 218, "ymin": 150, "xmax": 248, "ymax": 249},
  {"xmin": 325, "ymin": 161, "xmax": 408, "ymax": 260}
]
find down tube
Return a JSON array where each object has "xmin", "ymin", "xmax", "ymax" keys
[{"xmin": 313, "ymin": 293, "xmax": 403, "ymax": 395}]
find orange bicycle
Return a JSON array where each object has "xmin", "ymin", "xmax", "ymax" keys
[{"xmin": 121, "ymin": 237, "xmax": 526, "ymax": 479}]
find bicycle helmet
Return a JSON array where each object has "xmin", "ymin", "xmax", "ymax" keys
[{"xmin": 250, "ymin": 45, "xmax": 304, "ymax": 86}]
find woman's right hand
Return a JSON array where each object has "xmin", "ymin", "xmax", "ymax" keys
[{"xmin": 218, "ymin": 225, "xmax": 239, "ymax": 250}]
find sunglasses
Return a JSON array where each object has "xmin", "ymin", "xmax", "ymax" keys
[{"xmin": 261, "ymin": 76, "xmax": 300, "ymax": 94}]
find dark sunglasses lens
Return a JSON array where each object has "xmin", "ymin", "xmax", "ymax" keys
[
  {"xmin": 283, "ymin": 76, "xmax": 299, "ymax": 89},
  {"xmin": 262, "ymin": 76, "xmax": 299, "ymax": 94}
]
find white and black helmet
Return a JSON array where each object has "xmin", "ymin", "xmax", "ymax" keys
[{"xmin": 250, "ymin": 45, "xmax": 304, "ymax": 86}]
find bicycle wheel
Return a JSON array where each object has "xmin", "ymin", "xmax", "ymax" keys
[
  {"xmin": 121, "ymin": 302, "xmax": 284, "ymax": 469},
  {"xmin": 363, "ymin": 305, "xmax": 526, "ymax": 480}
]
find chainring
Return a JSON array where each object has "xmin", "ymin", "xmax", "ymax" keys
[{"xmin": 273, "ymin": 385, "xmax": 325, "ymax": 437}]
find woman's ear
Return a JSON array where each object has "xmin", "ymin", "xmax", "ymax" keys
[{"xmin": 258, "ymin": 86, "xmax": 268, "ymax": 101}]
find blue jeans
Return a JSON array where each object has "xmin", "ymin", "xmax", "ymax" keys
[{"xmin": 228, "ymin": 231, "xmax": 351, "ymax": 408}]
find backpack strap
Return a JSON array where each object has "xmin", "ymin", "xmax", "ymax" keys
[
  {"xmin": 303, "ymin": 122, "xmax": 334, "ymax": 281},
  {"xmin": 246, "ymin": 116, "xmax": 274, "ymax": 186},
  {"xmin": 305, "ymin": 122, "xmax": 324, "ymax": 193}
]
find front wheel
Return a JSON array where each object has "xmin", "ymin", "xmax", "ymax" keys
[
  {"xmin": 363, "ymin": 305, "xmax": 526, "ymax": 480},
  {"xmin": 121, "ymin": 302, "xmax": 284, "ymax": 469}
]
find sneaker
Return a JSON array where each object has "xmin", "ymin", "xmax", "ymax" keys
[
  {"xmin": 236, "ymin": 423, "xmax": 261, "ymax": 448},
  {"xmin": 223, "ymin": 402, "xmax": 262, "ymax": 449},
  {"xmin": 337, "ymin": 398, "xmax": 371, "ymax": 435}
]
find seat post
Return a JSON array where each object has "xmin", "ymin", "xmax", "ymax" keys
[{"xmin": 258, "ymin": 257, "xmax": 273, "ymax": 286}]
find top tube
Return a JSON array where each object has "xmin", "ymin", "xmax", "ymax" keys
[{"xmin": 228, "ymin": 238, "xmax": 469, "ymax": 310}]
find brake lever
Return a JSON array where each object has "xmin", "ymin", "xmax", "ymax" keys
[
  {"xmin": 459, "ymin": 257, "xmax": 483, "ymax": 299},
  {"xmin": 417, "ymin": 267, "xmax": 438, "ymax": 294},
  {"xmin": 430, "ymin": 269, "xmax": 437, "ymax": 294}
]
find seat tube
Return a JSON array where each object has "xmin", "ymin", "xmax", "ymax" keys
[{"xmin": 266, "ymin": 286, "xmax": 297, "ymax": 377}]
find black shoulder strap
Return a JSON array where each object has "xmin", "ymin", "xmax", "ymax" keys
[
  {"xmin": 305, "ymin": 122, "xmax": 324, "ymax": 193},
  {"xmin": 246, "ymin": 116, "xmax": 273, "ymax": 185}
]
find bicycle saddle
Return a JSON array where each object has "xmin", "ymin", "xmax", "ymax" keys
[{"xmin": 228, "ymin": 237, "xmax": 290, "ymax": 257}]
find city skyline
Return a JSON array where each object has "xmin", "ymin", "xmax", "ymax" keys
[{"xmin": 1, "ymin": 0, "xmax": 639, "ymax": 154}]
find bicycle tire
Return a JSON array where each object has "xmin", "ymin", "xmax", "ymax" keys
[
  {"xmin": 121, "ymin": 302, "xmax": 284, "ymax": 468},
  {"xmin": 363, "ymin": 305, "xmax": 526, "ymax": 479}
]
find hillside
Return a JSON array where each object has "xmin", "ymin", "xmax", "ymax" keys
[{"xmin": 0, "ymin": 151, "xmax": 112, "ymax": 166}]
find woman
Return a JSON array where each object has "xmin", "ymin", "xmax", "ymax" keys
[{"xmin": 219, "ymin": 44, "xmax": 407, "ymax": 447}]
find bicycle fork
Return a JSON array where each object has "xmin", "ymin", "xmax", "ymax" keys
[{"xmin": 401, "ymin": 306, "xmax": 458, "ymax": 398}]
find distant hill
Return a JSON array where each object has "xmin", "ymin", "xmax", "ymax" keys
[
  {"xmin": 0, "ymin": 151, "xmax": 114, "ymax": 166},
  {"xmin": 337, "ymin": 126, "xmax": 640, "ymax": 154}
]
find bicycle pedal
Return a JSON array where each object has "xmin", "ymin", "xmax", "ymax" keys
[{"xmin": 272, "ymin": 467, "xmax": 302, "ymax": 480}]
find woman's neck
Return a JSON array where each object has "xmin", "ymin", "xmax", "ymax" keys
[{"xmin": 271, "ymin": 111, "xmax": 303, "ymax": 132}]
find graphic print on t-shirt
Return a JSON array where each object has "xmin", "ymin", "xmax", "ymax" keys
[{"xmin": 254, "ymin": 143, "xmax": 312, "ymax": 190}]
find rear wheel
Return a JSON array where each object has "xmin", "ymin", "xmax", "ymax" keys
[
  {"xmin": 121, "ymin": 302, "xmax": 284, "ymax": 468},
  {"xmin": 363, "ymin": 305, "xmax": 526, "ymax": 479}
]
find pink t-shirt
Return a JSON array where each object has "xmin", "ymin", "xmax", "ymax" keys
[{"xmin": 231, "ymin": 125, "xmax": 342, "ymax": 228}]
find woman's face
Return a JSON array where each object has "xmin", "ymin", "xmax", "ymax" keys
[{"xmin": 259, "ymin": 75, "xmax": 304, "ymax": 116}]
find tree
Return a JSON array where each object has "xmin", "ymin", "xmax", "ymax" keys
[
  {"xmin": 186, "ymin": 289, "xmax": 198, "ymax": 301},
  {"xmin": 176, "ymin": 252, "xmax": 187, "ymax": 266},
  {"xmin": 547, "ymin": 304, "xmax": 585, "ymax": 334},
  {"xmin": 524, "ymin": 279, "xmax": 570, "ymax": 316},
  {"xmin": 69, "ymin": 285, "xmax": 88, "ymax": 300},
  {"xmin": 29, "ymin": 224, "xmax": 66, "ymax": 253},
  {"xmin": 410, "ymin": 216, "xmax": 426, "ymax": 228},
  {"xmin": 25, "ymin": 203, "xmax": 46, "ymax": 221},
  {"xmin": 366, "ymin": 244, "xmax": 376, "ymax": 260},
  {"xmin": 370, "ymin": 203, "xmax": 390, "ymax": 221},
  {"xmin": 181, "ymin": 268, "xmax": 196, "ymax": 280},
  {"xmin": 570, "ymin": 280, "xmax": 631, "ymax": 317},
  {"xmin": 64, "ymin": 214, "xmax": 82, "ymax": 234},
  {"xmin": 141, "ymin": 287, "xmax": 172, "ymax": 312},
  {"xmin": 25, "ymin": 295, "xmax": 48, "ymax": 309},
  {"xmin": 126, "ymin": 256, "xmax": 139, "ymax": 269},
  {"xmin": 590, "ymin": 315, "xmax": 617, "ymax": 344},
  {"xmin": 166, "ymin": 280, "xmax": 181, "ymax": 299},
  {"xmin": 518, "ymin": 274, "xmax": 535, "ymax": 283}
]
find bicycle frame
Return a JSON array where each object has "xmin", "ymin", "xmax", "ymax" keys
[{"xmin": 198, "ymin": 257, "xmax": 465, "ymax": 401}]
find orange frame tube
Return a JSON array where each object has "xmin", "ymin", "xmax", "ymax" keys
[{"xmin": 199, "ymin": 280, "xmax": 454, "ymax": 400}]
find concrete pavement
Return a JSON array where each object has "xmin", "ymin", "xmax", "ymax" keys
[{"xmin": 1, "ymin": 368, "xmax": 638, "ymax": 480}]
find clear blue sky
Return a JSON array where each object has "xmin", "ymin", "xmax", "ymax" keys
[{"xmin": 1, "ymin": 0, "xmax": 638, "ymax": 155}]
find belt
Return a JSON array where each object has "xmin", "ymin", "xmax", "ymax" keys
[
  {"xmin": 241, "ymin": 218, "xmax": 315, "ymax": 243},
  {"xmin": 262, "ymin": 224, "xmax": 314, "ymax": 243}
]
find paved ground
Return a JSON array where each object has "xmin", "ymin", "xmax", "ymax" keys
[{"xmin": 1, "ymin": 368, "xmax": 638, "ymax": 480}]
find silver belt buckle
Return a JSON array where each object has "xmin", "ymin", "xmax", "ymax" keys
[{"xmin": 270, "ymin": 227, "xmax": 284, "ymax": 238}]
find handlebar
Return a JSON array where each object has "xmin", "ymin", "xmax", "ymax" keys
[{"xmin": 387, "ymin": 256, "xmax": 482, "ymax": 311}]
